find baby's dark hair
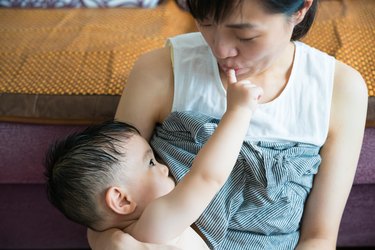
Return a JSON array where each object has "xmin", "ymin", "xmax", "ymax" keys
[
  {"xmin": 44, "ymin": 120, "xmax": 139, "ymax": 230},
  {"xmin": 187, "ymin": 0, "xmax": 319, "ymax": 41}
]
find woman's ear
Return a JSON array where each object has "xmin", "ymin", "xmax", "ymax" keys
[
  {"xmin": 292, "ymin": 0, "xmax": 314, "ymax": 24},
  {"xmin": 105, "ymin": 187, "xmax": 137, "ymax": 215}
]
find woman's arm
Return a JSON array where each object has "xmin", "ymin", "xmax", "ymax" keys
[
  {"xmin": 296, "ymin": 61, "xmax": 368, "ymax": 249},
  {"xmin": 89, "ymin": 47, "xmax": 175, "ymax": 249},
  {"xmin": 115, "ymin": 47, "xmax": 174, "ymax": 141}
]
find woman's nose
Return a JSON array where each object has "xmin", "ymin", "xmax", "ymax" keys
[{"xmin": 212, "ymin": 36, "xmax": 238, "ymax": 59}]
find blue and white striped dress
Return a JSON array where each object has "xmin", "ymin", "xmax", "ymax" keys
[
  {"xmin": 151, "ymin": 112, "xmax": 320, "ymax": 249},
  {"xmin": 150, "ymin": 33, "xmax": 335, "ymax": 249}
]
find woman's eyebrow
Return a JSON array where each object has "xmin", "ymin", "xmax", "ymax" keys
[{"xmin": 226, "ymin": 23, "xmax": 258, "ymax": 29}]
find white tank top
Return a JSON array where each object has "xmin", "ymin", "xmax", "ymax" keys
[{"xmin": 167, "ymin": 32, "xmax": 335, "ymax": 147}]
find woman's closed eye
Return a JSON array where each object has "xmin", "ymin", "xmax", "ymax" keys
[
  {"xmin": 238, "ymin": 36, "xmax": 258, "ymax": 42},
  {"xmin": 197, "ymin": 22, "xmax": 213, "ymax": 28}
]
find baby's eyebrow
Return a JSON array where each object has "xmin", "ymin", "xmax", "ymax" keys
[{"xmin": 143, "ymin": 148, "xmax": 154, "ymax": 162}]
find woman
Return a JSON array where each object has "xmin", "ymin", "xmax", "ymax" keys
[{"xmin": 89, "ymin": 0, "xmax": 368, "ymax": 249}]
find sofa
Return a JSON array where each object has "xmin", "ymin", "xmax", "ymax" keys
[{"xmin": 0, "ymin": 0, "xmax": 374, "ymax": 249}]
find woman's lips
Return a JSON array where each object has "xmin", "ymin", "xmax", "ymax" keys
[{"xmin": 220, "ymin": 64, "xmax": 240, "ymax": 73}]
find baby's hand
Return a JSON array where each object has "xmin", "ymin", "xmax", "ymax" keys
[{"xmin": 226, "ymin": 69, "xmax": 263, "ymax": 113}]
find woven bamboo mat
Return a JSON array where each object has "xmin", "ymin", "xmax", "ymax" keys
[
  {"xmin": 0, "ymin": 0, "xmax": 373, "ymax": 96},
  {"xmin": 0, "ymin": 0, "xmax": 195, "ymax": 95},
  {"xmin": 302, "ymin": 0, "xmax": 374, "ymax": 96}
]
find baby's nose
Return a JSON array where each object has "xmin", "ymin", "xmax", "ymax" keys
[{"xmin": 160, "ymin": 164, "xmax": 169, "ymax": 176}]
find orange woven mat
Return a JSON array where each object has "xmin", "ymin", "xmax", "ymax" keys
[
  {"xmin": 0, "ymin": 0, "xmax": 373, "ymax": 96},
  {"xmin": 302, "ymin": 0, "xmax": 374, "ymax": 96},
  {"xmin": 0, "ymin": 0, "xmax": 195, "ymax": 95}
]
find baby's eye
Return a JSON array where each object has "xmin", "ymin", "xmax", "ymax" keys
[{"xmin": 149, "ymin": 159, "xmax": 156, "ymax": 167}]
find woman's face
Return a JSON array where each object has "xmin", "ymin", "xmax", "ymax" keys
[{"xmin": 196, "ymin": 0, "xmax": 296, "ymax": 77}]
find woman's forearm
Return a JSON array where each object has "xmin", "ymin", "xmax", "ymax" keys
[{"xmin": 296, "ymin": 238, "xmax": 335, "ymax": 250}]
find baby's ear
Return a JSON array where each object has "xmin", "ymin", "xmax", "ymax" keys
[{"xmin": 105, "ymin": 187, "xmax": 137, "ymax": 215}]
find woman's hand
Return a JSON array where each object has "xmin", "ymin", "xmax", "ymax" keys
[{"xmin": 87, "ymin": 228, "xmax": 182, "ymax": 250}]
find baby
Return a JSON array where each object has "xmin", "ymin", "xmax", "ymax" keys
[{"xmin": 45, "ymin": 70, "xmax": 262, "ymax": 248}]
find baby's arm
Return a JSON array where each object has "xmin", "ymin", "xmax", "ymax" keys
[
  {"xmin": 130, "ymin": 70, "xmax": 262, "ymax": 243},
  {"xmin": 88, "ymin": 228, "xmax": 182, "ymax": 250}
]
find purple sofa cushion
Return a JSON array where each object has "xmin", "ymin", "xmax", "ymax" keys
[
  {"xmin": 337, "ymin": 184, "xmax": 375, "ymax": 246},
  {"xmin": 0, "ymin": 123, "xmax": 374, "ymax": 248},
  {"xmin": 355, "ymin": 128, "xmax": 375, "ymax": 185},
  {"xmin": 0, "ymin": 122, "xmax": 86, "ymax": 184},
  {"xmin": 1, "ymin": 123, "xmax": 373, "ymax": 185},
  {"xmin": 0, "ymin": 184, "xmax": 88, "ymax": 249}
]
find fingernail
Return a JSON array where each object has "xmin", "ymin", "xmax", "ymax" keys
[{"xmin": 228, "ymin": 69, "xmax": 237, "ymax": 83}]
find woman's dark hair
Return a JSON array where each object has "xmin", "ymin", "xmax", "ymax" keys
[{"xmin": 186, "ymin": 0, "xmax": 319, "ymax": 40}]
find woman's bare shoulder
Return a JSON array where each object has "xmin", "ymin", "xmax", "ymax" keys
[
  {"xmin": 130, "ymin": 47, "xmax": 173, "ymax": 91},
  {"xmin": 135, "ymin": 47, "xmax": 172, "ymax": 75},
  {"xmin": 334, "ymin": 60, "xmax": 367, "ymax": 96},
  {"xmin": 330, "ymin": 60, "xmax": 368, "ymax": 133},
  {"xmin": 115, "ymin": 47, "xmax": 174, "ymax": 140}
]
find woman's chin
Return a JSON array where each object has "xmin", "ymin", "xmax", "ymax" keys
[{"xmin": 234, "ymin": 68, "xmax": 254, "ymax": 77}]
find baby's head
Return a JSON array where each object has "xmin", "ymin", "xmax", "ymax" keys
[
  {"xmin": 45, "ymin": 121, "xmax": 140, "ymax": 231},
  {"xmin": 45, "ymin": 120, "xmax": 175, "ymax": 231}
]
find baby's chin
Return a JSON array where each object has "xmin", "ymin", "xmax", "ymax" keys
[{"xmin": 168, "ymin": 172, "xmax": 176, "ymax": 182}]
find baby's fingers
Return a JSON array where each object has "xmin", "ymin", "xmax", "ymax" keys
[
  {"xmin": 227, "ymin": 69, "xmax": 237, "ymax": 84},
  {"xmin": 248, "ymin": 85, "xmax": 263, "ymax": 101}
]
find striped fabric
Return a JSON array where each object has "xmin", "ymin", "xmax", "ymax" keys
[{"xmin": 151, "ymin": 111, "xmax": 322, "ymax": 249}]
